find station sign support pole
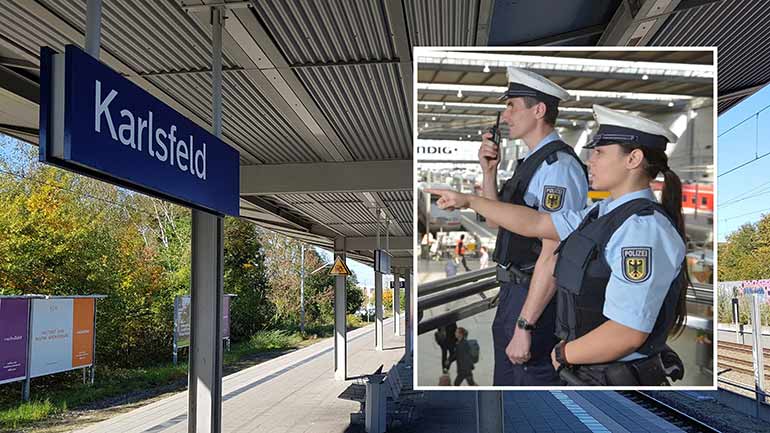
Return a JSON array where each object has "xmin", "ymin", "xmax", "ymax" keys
[
  {"xmin": 375, "ymin": 210, "xmax": 384, "ymax": 351},
  {"xmin": 393, "ymin": 271, "xmax": 400, "ymax": 337},
  {"xmin": 334, "ymin": 237, "xmax": 348, "ymax": 380},
  {"xmin": 188, "ymin": 6, "xmax": 226, "ymax": 433},
  {"xmin": 750, "ymin": 294, "xmax": 766, "ymax": 414},
  {"xmin": 476, "ymin": 391, "xmax": 504, "ymax": 433},
  {"xmin": 404, "ymin": 270, "xmax": 413, "ymax": 358}
]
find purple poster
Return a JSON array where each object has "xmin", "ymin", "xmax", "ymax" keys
[
  {"xmin": 0, "ymin": 298, "xmax": 30, "ymax": 384},
  {"xmin": 222, "ymin": 296, "xmax": 231, "ymax": 339}
]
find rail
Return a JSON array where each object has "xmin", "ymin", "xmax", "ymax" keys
[{"xmin": 417, "ymin": 269, "xmax": 714, "ymax": 335}]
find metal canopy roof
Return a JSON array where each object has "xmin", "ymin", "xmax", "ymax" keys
[
  {"xmin": 0, "ymin": 0, "xmax": 428, "ymax": 266},
  {"xmin": 417, "ymin": 50, "xmax": 713, "ymax": 141},
  {"xmin": 647, "ymin": 0, "xmax": 770, "ymax": 113}
]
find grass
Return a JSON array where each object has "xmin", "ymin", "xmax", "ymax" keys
[{"xmin": 0, "ymin": 315, "xmax": 368, "ymax": 431}]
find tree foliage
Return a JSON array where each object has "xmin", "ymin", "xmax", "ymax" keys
[{"xmin": 0, "ymin": 137, "xmax": 364, "ymax": 367}]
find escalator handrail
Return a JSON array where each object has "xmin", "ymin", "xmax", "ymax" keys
[
  {"xmin": 418, "ymin": 277, "xmax": 499, "ymax": 312},
  {"xmin": 418, "ymin": 266, "xmax": 496, "ymax": 297}
]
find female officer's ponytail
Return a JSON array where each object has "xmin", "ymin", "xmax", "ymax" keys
[{"xmin": 625, "ymin": 145, "xmax": 691, "ymax": 337}]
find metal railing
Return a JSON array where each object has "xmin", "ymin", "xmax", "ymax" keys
[
  {"xmin": 417, "ymin": 268, "xmax": 714, "ymax": 336},
  {"xmin": 417, "ymin": 267, "xmax": 498, "ymax": 335}
]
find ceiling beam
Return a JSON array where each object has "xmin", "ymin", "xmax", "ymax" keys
[
  {"xmin": 520, "ymin": 24, "xmax": 607, "ymax": 46},
  {"xmin": 346, "ymin": 236, "xmax": 413, "ymax": 251},
  {"xmin": 240, "ymin": 160, "xmax": 412, "ymax": 195},
  {"xmin": 598, "ymin": 0, "xmax": 681, "ymax": 46},
  {"xmin": 383, "ymin": 0, "xmax": 413, "ymax": 119},
  {"xmin": 474, "ymin": 0, "xmax": 495, "ymax": 46},
  {"xmin": 417, "ymin": 62, "xmax": 712, "ymax": 87}
]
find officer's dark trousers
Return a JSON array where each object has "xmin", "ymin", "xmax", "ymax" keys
[{"xmin": 492, "ymin": 281, "xmax": 561, "ymax": 386}]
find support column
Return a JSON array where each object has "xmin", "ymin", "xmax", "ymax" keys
[
  {"xmin": 375, "ymin": 270, "xmax": 384, "ymax": 351},
  {"xmin": 334, "ymin": 237, "xmax": 347, "ymax": 380},
  {"xmin": 404, "ymin": 270, "xmax": 413, "ymax": 357},
  {"xmin": 189, "ymin": 7, "xmax": 225, "ymax": 433},
  {"xmin": 476, "ymin": 391, "xmax": 504, "ymax": 433},
  {"xmin": 393, "ymin": 272, "xmax": 400, "ymax": 336}
]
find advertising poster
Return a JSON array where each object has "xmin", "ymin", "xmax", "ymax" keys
[
  {"xmin": 0, "ymin": 298, "xmax": 30, "ymax": 384},
  {"xmin": 29, "ymin": 298, "xmax": 74, "ymax": 378},
  {"xmin": 223, "ymin": 295, "xmax": 230, "ymax": 339},
  {"xmin": 175, "ymin": 295, "xmax": 191, "ymax": 348},
  {"xmin": 71, "ymin": 298, "xmax": 95, "ymax": 368},
  {"xmin": 175, "ymin": 295, "xmax": 232, "ymax": 347}
]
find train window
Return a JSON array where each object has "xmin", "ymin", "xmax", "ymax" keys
[
  {"xmin": 701, "ymin": 196, "xmax": 708, "ymax": 205},
  {"xmin": 692, "ymin": 197, "xmax": 696, "ymax": 204},
  {"xmin": 682, "ymin": 194, "xmax": 687, "ymax": 202}
]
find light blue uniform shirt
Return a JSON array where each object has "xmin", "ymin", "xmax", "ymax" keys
[
  {"xmin": 520, "ymin": 131, "xmax": 588, "ymax": 214},
  {"xmin": 550, "ymin": 188, "xmax": 686, "ymax": 361}
]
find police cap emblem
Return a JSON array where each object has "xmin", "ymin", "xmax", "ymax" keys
[
  {"xmin": 542, "ymin": 185, "xmax": 566, "ymax": 211},
  {"xmin": 621, "ymin": 247, "xmax": 651, "ymax": 283}
]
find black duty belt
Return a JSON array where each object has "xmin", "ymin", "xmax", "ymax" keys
[
  {"xmin": 558, "ymin": 348, "xmax": 684, "ymax": 386},
  {"xmin": 496, "ymin": 264, "xmax": 533, "ymax": 285}
]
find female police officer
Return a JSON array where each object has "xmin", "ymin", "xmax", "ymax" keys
[{"xmin": 427, "ymin": 104, "xmax": 689, "ymax": 386}]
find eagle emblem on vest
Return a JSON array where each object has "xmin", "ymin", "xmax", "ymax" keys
[
  {"xmin": 622, "ymin": 247, "xmax": 651, "ymax": 282},
  {"xmin": 542, "ymin": 185, "xmax": 566, "ymax": 211}
]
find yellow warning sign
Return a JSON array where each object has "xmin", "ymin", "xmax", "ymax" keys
[{"xmin": 329, "ymin": 256, "xmax": 351, "ymax": 276}]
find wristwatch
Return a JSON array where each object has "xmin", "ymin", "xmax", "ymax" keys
[
  {"xmin": 516, "ymin": 316, "xmax": 535, "ymax": 331},
  {"xmin": 555, "ymin": 341, "xmax": 571, "ymax": 368}
]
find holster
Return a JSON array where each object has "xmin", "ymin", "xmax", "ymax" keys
[
  {"xmin": 566, "ymin": 348, "xmax": 684, "ymax": 386},
  {"xmin": 495, "ymin": 264, "xmax": 533, "ymax": 285}
]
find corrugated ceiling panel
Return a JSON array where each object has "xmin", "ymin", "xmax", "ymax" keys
[
  {"xmin": 649, "ymin": 0, "xmax": 769, "ymax": 113},
  {"xmin": 252, "ymin": 0, "xmax": 395, "ymax": 64},
  {"xmin": 39, "ymin": 0, "xmax": 239, "ymax": 73},
  {"xmin": 296, "ymin": 64, "xmax": 411, "ymax": 160},
  {"xmin": 405, "ymin": 0, "xmax": 478, "ymax": 46}
]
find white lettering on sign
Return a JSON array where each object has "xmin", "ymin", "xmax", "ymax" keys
[
  {"xmin": 415, "ymin": 140, "xmax": 479, "ymax": 161},
  {"xmin": 94, "ymin": 80, "xmax": 207, "ymax": 180}
]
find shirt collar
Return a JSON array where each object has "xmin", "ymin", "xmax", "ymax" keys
[
  {"xmin": 523, "ymin": 130, "xmax": 561, "ymax": 161},
  {"xmin": 599, "ymin": 188, "xmax": 657, "ymax": 216}
]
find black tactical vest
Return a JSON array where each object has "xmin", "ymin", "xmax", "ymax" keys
[
  {"xmin": 492, "ymin": 140, "xmax": 587, "ymax": 269},
  {"xmin": 552, "ymin": 198, "xmax": 685, "ymax": 356}
]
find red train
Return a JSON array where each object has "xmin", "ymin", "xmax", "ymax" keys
[{"xmin": 651, "ymin": 181, "xmax": 713, "ymax": 215}]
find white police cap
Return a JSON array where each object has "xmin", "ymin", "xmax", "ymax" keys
[
  {"xmin": 499, "ymin": 66, "xmax": 570, "ymax": 103},
  {"xmin": 585, "ymin": 104, "xmax": 678, "ymax": 151}
]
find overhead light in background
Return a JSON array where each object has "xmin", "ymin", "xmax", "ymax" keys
[
  {"xmin": 642, "ymin": 74, "xmax": 649, "ymax": 80},
  {"xmin": 431, "ymin": 116, "xmax": 436, "ymax": 121},
  {"xmin": 478, "ymin": 130, "xmax": 482, "ymax": 135},
  {"xmin": 483, "ymin": 64, "xmax": 490, "ymax": 73},
  {"xmin": 575, "ymin": 95, "xmax": 581, "ymax": 101},
  {"xmin": 457, "ymin": 89, "xmax": 463, "ymax": 98},
  {"xmin": 467, "ymin": 134, "xmax": 471, "ymax": 138},
  {"xmin": 668, "ymin": 101, "xmax": 674, "ymax": 107},
  {"xmin": 442, "ymin": 102, "xmax": 447, "ymax": 110},
  {"xmin": 424, "ymin": 122, "xmax": 429, "ymax": 127},
  {"xmin": 459, "ymin": 136, "xmax": 462, "ymax": 140},
  {"xmin": 571, "ymin": 120, "xmax": 577, "ymax": 126},
  {"xmin": 424, "ymin": 104, "xmax": 428, "ymax": 109}
]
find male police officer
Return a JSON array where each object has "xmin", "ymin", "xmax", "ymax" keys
[{"xmin": 479, "ymin": 67, "xmax": 588, "ymax": 385}]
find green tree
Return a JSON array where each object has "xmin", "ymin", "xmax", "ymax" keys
[{"xmin": 224, "ymin": 218, "xmax": 273, "ymax": 339}]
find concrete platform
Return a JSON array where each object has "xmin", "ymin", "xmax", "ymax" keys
[{"xmin": 74, "ymin": 318, "xmax": 404, "ymax": 433}]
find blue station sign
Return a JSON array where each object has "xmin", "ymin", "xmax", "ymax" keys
[{"xmin": 39, "ymin": 45, "xmax": 239, "ymax": 216}]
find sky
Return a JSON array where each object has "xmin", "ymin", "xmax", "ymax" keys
[{"xmin": 717, "ymin": 85, "xmax": 770, "ymax": 241}]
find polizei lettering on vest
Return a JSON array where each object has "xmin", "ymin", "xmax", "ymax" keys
[{"xmin": 94, "ymin": 80, "xmax": 207, "ymax": 180}]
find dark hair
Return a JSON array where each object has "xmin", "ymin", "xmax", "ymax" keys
[
  {"xmin": 522, "ymin": 96, "xmax": 558, "ymax": 126},
  {"xmin": 620, "ymin": 143, "xmax": 690, "ymax": 337}
]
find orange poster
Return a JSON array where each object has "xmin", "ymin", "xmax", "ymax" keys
[{"xmin": 71, "ymin": 298, "xmax": 94, "ymax": 367}]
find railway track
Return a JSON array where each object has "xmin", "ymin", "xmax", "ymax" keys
[
  {"xmin": 718, "ymin": 340, "xmax": 770, "ymax": 357},
  {"xmin": 622, "ymin": 391, "xmax": 723, "ymax": 433},
  {"xmin": 717, "ymin": 340, "xmax": 770, "ymax": 380}
]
